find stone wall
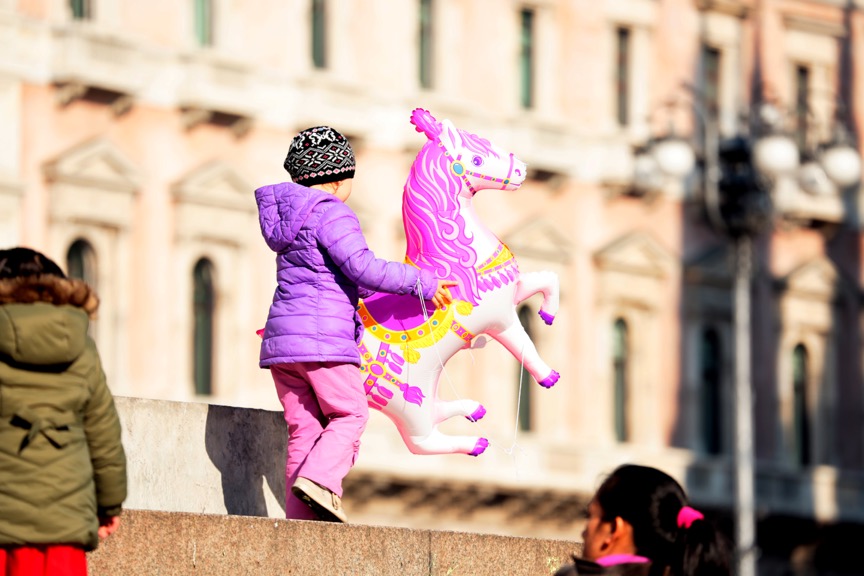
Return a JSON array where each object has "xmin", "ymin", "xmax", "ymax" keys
[
  {"xmin": 100, "ymin": 396, "xmax": 581, "ymax": 575},
  {"xmin": 87, "ymin": 509, "xmax": 580, "ymax": 576}
]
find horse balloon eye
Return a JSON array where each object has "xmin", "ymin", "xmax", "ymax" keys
[{"xmin": 472, "ymin": 156, "xmax": 483, "ymax": 167}]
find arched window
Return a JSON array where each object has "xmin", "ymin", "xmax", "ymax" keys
[
  {"xmin": 70, "ymin": 0, "xmax": 93, "ymax": 20},
  {"xmin": 193, "ymin": 258, "xmax": 215, "ymax": 396},
  {"xmin": 418, "ymin": 0, "xmax": 434, "ymax": 89},
  {"xmin": 67, "ymin": 239, "xmax": 98, "ymax": 337},
  {"xmin": 311, "ymin": 0, "xmax": 327, "ymax": 69},
  {"xmin": 613, "ymin": 318, "xmax": 629, "ymax": 442},
  {"xmin": 700, "ymin": 328, "xmax": 722, "ymax": 455},
  {"xmin": 792, "ymin": 344, "xmax": 811, "ymax": 467},
  {"xmin": 519, "ymin": 8, "xmax": 535, "ymax": 109},
  {"xmin": 794, "ymin": 66, "xmax": 811, "ymax": 150},
  {"xmin": 701, "ymin": 44, "xmax": 721, "ymax": 119},
  {"xmin": 615, "ymin": 27, "xmax": 631, "ymax": 126},
  {"xmin": 66, "ymin": 238, "xmax": 97, "ymax": 287},
  {"xmin": 516, "ymin": 305, "xmax": 534, "ymax": 432},
  {"xmin": 194, "ymin": 0, "xmax": 214, "ymax": 47}
]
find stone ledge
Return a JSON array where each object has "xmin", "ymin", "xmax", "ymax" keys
[
  {"xmin": 113, "ymin": 396, "xmax": 589, "ymax": 538},
  {"xmin": 86, "ymin": 509, "xmax": 580, "ymax": 576}
]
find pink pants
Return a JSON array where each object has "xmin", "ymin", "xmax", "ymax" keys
[{"xmin": 271, "ymin": 361, "xmax": 369, "ymax": 520}]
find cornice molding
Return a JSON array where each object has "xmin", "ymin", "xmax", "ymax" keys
[{"xmin": 783, "ymin": 14, "xmax": 847, "ymax": 38}]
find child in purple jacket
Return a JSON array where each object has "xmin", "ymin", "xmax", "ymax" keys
[{"xmin": 256, "ymin": 126, "xmax": 455, "ymax": 522}]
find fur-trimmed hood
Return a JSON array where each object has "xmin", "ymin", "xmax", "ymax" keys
[
  {"xmin": 0, "ymin": 274, "xmax": 99, "ymax": 317},
  {"xmin": 0, "ymin": 275, "xmax": 98, "ymax": 366}
]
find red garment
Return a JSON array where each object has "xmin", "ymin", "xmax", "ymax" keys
[{"xmin": 0, "ymin": 545, "xmax": 86, "ymax": 576}]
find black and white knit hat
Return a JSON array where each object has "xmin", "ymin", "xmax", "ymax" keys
[{"xmin": 283, "ymin": 126, "xmax": 356, "ymax": 186}]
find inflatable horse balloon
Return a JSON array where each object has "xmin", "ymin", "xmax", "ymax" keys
[{"xmin": 359, "ymin": 108, "xmax": 560, "ymax": 457}]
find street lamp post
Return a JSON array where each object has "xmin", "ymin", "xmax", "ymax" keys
[
  {"xmin": 654, "ymin": 126, "xmax": 771, "ymax": 576},
  {"xmin": 733, "ymin": 232, "xmax": 755, "ymax": 576},
  {"xmin": 646, "ymin": 97, "xmax": 860, "ymax": 576}
]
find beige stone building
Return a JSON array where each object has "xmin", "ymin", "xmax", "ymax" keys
[{"xmin": 3, "ymin": 0, "xmax": 864, "ymax": 571}]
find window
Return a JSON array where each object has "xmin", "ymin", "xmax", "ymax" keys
[
  {"xmin": 67, "ymin": 239, "xmax": 98, "ymax": 337},
  {"xmin": 700, "ymin": 329, "xmax": 722, "ymax": 455},
  {"xmin": 194, "ymin": 0, "xmax": 214, "ymax": 47},
  {"xmin": 311, "ymin": 0, "xmax": 327, "ymax": 69},
  {"xmin": 193, "ymin": 258, "xmax": 215, "ymax": 396},
  {"xmin": 70, "ymin": 0, "xmax": 92, "ymax": 20},
  {"xmin": 613, "ymin": 318, "xmax": 629, "ymax": 442},
  {"xmin": 615, "ymin": 27, "xmax": 631, "ymax": 126},
  {"xmin": 519, "ymin": 9, "xmax": 534, "ymax": 109},
  {"xmin": 792, "ymin": 344, "xmax": 811, "ymax": 467},
  {"xmin": 418, "ymin": 0, "xmax": 434, "ymax": 89},
  {"xmin": 66, "ymin": 238, "xmax": 97, "ymax": 287},
  {"xmin": 702, "ymin": 45, "xmax": 721, "ymax": 119},
  {"xmin": 794, "ymin": 65, "xmax": 810, "ymax": 150},
  {"xmin": 516, "ymin": 305, "xmax": 534, "ymax": 431}
]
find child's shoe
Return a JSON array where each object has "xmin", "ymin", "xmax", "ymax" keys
[{"xmin": 291, "ymin": 477, "xmax": 348, "ymax": 523}]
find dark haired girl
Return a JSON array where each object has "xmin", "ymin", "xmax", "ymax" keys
[{"xmin": 556, "ymin": 465, "xmax": 731, "ymax": 576}]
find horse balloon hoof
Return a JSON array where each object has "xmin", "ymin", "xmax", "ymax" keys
[
  {"xmin": 538, "ymin": 310, "xmax": 555, "ymax": 326},
  {"xmin": 466, "ymin": 405, "xmax": 486, "ymax": 422},
  {"xmin": 469, "ymin": 438, "xmax": 489, "ymax": 457},
  {"xmin": 538, "ymin": 370, "xmax": 560, "ymax": 389}
]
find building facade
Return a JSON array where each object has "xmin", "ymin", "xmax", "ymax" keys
[{"xmin": 3, "ymin": 0, "xmax": 864, "ymax": 571}]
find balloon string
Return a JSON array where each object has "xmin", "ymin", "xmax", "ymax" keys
[
  {"xmin": 415, "ymin": 279, "xmax": 529, "ymax": 474},
  {"xmin": 505, "ymin": 344, "xmax": 529, "ymax": 477}
]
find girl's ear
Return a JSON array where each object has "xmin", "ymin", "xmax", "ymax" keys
[
  {"xmin": 594, "ymin": 518, "xmax": 618, "ymax": 556},
  {"xmin": 607, "ymin": 516, "xmax": 637, "ymax": 552}
]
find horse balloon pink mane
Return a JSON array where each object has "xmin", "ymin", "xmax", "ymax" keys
[{"xmin": 359, "ymin": 109, "xmax": 560, "ymax": 457}]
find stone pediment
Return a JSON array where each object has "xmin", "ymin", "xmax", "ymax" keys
[
  {"xmin": 503, "ymin": 218, "xmax": 572, "ymax": 263},
  {"xmin": 42, "ymin": 138, "xmax": 140, "ymax": 193},
  {"xmin": 783, "ymin": 258, "xmax": 839, "ymax": 301},
  {"xmin": 594, "ymin": 232, "xmax": 673, "ymax": 278},
  {"xmin": 172, "ymin": 161, "xmax": 255, "ymax": 213},
  {"xmin": 695, "ymin": 0, "xmax": 750, "ymax": 18}
]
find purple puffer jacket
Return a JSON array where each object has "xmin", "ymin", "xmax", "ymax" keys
[{"xmin": 256, "ymin": 182, "xmax": 437, "ymax": 367}]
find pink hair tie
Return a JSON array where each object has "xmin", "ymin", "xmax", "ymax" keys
[{"xmin": 677, "ymin": 506, "xmax": 704, "ymax": 529}]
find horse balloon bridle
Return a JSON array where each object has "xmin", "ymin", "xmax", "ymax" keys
[{"xmin": 437, "ymin": 139, "xmax": 517, "ymax": 195}]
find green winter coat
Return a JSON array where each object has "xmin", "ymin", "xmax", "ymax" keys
[{"xmin": 0, "ymin": 287, "xmax": 127, "ymax": 551}]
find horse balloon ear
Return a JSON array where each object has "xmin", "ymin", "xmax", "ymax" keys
[
  {"xmin": 439, "ymin": 119, "xmax": 462, "ymax": 153},
  {"xmin": 410, "ymin": 108, "xmax": 442, "ymax": 140}
]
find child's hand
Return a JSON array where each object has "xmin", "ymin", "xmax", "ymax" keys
[
  {"xmin": 432, "ymin": 280, "xmax": 458, "ymax": 308},
  {"xmin": 98, "ymin": 516, "xmax": 120, "ymax": 539}
]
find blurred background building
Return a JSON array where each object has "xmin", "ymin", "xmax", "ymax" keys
[{"xmin": 2, "ymin": 0, "xmax": 864, "ymax": 573}]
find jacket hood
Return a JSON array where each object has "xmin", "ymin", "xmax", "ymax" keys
[
  {"xmin": 255, "ymin": 182, "xmax": 337, "ymax": 253},
  {"xmin": 0, "ymin": 276, "xmax": 95, "ymax": 366}
]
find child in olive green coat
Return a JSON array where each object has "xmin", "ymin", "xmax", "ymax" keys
[{"xmin": 0, "ymin": 247, "xmax": 127, "ymax": 576}]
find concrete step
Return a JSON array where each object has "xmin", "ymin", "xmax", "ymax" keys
[{"xmin": 86, "ymin": 509, "xmax": 579, "ymax": 576}]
